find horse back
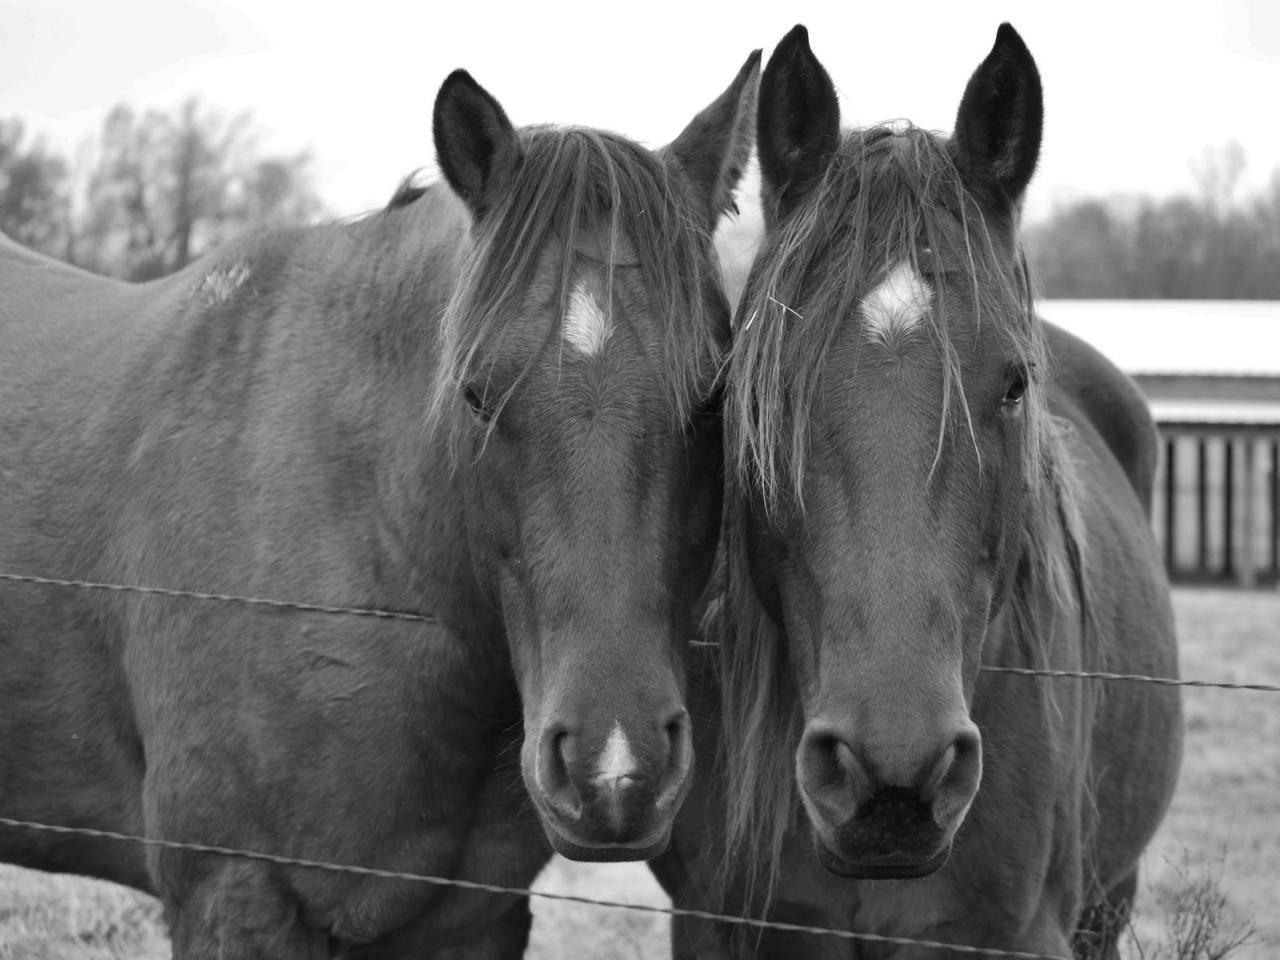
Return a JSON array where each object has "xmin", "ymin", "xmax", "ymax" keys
[{"xmin": 1044, "ymin": 320, "xmax": 1159, "ymax": 516}]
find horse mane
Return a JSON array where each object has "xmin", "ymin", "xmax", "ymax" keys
[
  {"xmin": 423, "ymin": 125, "xmax": 725, "ymax": 457},
  {"xmin": 715, "ymin": 123, "xmax": 1095, "ymax": 905},
  {"xmin": 386, "ymin": 174, "xmax": 430, "ymax": 211}
]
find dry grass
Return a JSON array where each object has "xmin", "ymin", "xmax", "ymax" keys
[
  {"xmin": 1, "ymin": 587, "xmax": 1275, "ymax": 959},
  {"xmin": 1127, "ymin": 588, "xmax": 1280, "ymax": 960},
  {"xmin": 0, "ymin": 868, "xmax": 167, "ymax": 960},
  {"xmin": 0, "ymin": 858, "xmax": 666, "ymax": 960}
]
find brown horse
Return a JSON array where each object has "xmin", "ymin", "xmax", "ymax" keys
[
  {"xmin": 0, "ymin": 53, "xmax": 759, "ymax": 958},
  {"xmin": 653, "ymin": 24, "xmax": 1181, "ymax": 959}
]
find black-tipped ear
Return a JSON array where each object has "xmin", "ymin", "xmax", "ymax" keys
[
  {"xmin": 432, "ymin": 70, "xmax": 522, "ymax": 218},
  {"xmin": 662, "ymin": 49, "xmax": 762, "ymax": 232},
  {"xmin": 950, "ymin": 23, "xmax": 1043, "ymax": 210},
  {"xmin": 758, "ymin": 25, "xmax": 840, "ymax": 227}
]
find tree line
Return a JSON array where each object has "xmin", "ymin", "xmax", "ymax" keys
[
  {"xmin": 5, "ymin": 114, "xmax": 1277, "ymax": 299},
  {"xmin": 1026, "ymin": 143, "xmax": 1280, "ymax": 299},
  {"xmin": 1, "ymin": 98, "xmax": 323, "ymax": 280}
]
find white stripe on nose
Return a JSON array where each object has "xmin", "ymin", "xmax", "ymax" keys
[{"xmin": 596, "ymin": 720, "xmax": 638, "ymax": 784}]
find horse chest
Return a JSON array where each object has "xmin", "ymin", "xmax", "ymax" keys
[
  {"xmin": 847, "ymin": 875, "xmax": 955, "ymax": 941},
  {"xmin": 331, "ymin": 741, "xmax": 550, "ymax": 951}
]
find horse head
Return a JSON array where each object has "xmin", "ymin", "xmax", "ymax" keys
[
  {"xmin": 724, "ymin": 24, "xmax": 1069, "ymax": 879},
  {"xmin": 430, "ymin": 53, "xmax": 759, "ymax": 859}
]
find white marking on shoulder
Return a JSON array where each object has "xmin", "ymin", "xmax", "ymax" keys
[
  {"xmin": 859, "ymin": 260, "xmax": 932, "ymax": 340},
  {"xmin": 596, "ymin": 721, "xmax": 638, "ymax": 783},
  {"xmin": 563, "ymin": 281, "xmax": 612, "ymax": 356},
  {"xmin": 192, "ymin": 260, "xmax": 251, "ymax": 305}
]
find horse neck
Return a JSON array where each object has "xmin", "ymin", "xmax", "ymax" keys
[{"xmin": 285, "ymin": 205, "xmax": 496, "ymax": 639}]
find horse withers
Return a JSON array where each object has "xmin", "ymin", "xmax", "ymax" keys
[
  {"xmin": 654, "ymin": 24, "xmax": 1181, "ymax": 959},
  {"xmin": 0, "ymin": 52, "xmax": 759, "ymax": 958}
]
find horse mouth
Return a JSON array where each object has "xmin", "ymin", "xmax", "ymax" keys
[
  {"xmin": 812, "ymin": 834, "xmax": 952, "ymax": 879},
  {"xmin": 539, "ymin": 818, "xmax": 673, "ymax": 863}
]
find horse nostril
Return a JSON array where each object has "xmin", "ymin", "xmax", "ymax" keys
[
  {"xmin": 655, "ymin": 708, "xmax": 693, "ymax": 810},
  {"xmin": 665, "ymin": 709, "xmax": 690, "ymax": 754},
  {"xmin": 919, "ymin": 743, "xmax": 957, "ymax": 804},
  {"xmin": 537, "ymin": 726, "xmax": 581, "ymax": 820},
  {"xmin": 928, "ymin": 726, "xmax": 982, "ymax": 825},
  {"xmin": 799, "ymin": 730, "xmax": 877, "ymax": 817}
]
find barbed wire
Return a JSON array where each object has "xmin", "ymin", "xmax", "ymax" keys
[
  {"xmin": 980, "ymin": 665, "xmax": 1280, "ymax": 692},
  {"xmin": 3, "ymin": 571, "xmax": 1276, "ymax": 692},
  {"xmin": 0, "ymin": 572, "xmax": 435, "ymax": 624},
  {"xmin": 0, "ymin": 815, "xmax": 1069, "ymax": 960}
]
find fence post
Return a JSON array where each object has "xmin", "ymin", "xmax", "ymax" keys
[
  {"xmin": 1197, "ymin": 437, "xmax": 1208, "ymax": 574},
  {"xmin": 1271, "ymin": 439, "xmax": 1279, "ymax": 588},
  {"xmin": 1224, "ymin": 439, "xmax": 1235, "ymax": 581},
  {"xmin": 1164, "ymin": 437, "xmax": 1177, "ymax": 574},
  {"xmin": 1240, "ymin": 438, "xmax": 1256, "ymax": 588}
]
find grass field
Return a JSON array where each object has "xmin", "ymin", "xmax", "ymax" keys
[{"xmin": 1, "ymin": 587, "xmax": 1276, "ymax": 959}]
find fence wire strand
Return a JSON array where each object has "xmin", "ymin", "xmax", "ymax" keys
[
  {"xmin": 2, "ymin": 571, "xmax": 1276, "ymax": 692},
  {"xmin": 979, "ymin": 664, "xmax": 1280, "ymax": 691},
  {"xmin": 0, "ymin": 816, "xmax": 1069, "ymax": 960},
  {"xmin": 0, "ymin": 572, "xmax": 435, "ymax": 624}
]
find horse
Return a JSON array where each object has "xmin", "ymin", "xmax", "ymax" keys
[
  {"xmin": 652, "ymin": 24, "xmax": 1182, "ymax": 959},
  {"xmin": 0, "ymin": 52, "xmax": 760, "ymax": 959}
]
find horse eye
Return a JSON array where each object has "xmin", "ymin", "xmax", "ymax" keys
[
  {"xmin": 462, "ymin": 383, "xmax": 492, "ymax": 422},
  {"xmin": 1001, "ymin": 369, "xmax": 1028, "ymax": 407}
]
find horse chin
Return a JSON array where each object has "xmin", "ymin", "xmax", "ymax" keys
[
  {"xmin": 813, "ymin": 834, "xmax": 952, "ymax": 880},
  {"xmin": 541, "ymin": 821, "xmax": 673, "ymax": 863}
]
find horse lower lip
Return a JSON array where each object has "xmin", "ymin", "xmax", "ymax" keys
[
  {"xmin": 814, "ymin": 838, "xmax": 951, "ymax": 880},
  {"xmin": 541, "ymin": 819, "xmax": 672, "ymax": 862}
]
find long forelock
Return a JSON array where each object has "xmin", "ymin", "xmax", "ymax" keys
[
  {"xmin": 424, "ymin": 126, "xmax": 724, "ymax": 459},
  {"xmin": 718, "ymin": 122, "xmax": 1092, "ymax": 897},
  {"xmin": 729, "ymin": 125, "xmax": 1051, "ymax": 512}
]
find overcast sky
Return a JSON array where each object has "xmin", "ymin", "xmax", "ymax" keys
[{"xmin": 4, "ymin": 0, "xmax": 1279, "ymax": 222}]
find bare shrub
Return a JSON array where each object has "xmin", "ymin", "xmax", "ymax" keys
[{"xmin": 1125, "ymin": 854, "xmax": 1257, "ymax": 960}]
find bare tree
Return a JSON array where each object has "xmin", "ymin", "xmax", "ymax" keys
[
  {"xmin": 77, "ymin": 97, "xmax": 324, "ymax": 279},
  {"xmin": 1028, "ymin": 143, "xmax": 1280, "ymax": 298},
  {"xmin": 0, "ymin": 118, "xmax": 70, "ymax": 256},
  {"xmin": 1190, "ymin": 140, "xmax": 1247, "ymax": 219}
]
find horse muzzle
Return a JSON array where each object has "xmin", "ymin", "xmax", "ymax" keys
[
  {"xmin": 810, "ymin": 796, "xmax": 956, "ymax": 879},
  {"xmin": 526, "ymin": 708, "xmax": 693, "ymax": 861},
  {"xmin": 797, "ymin": 717, "xmax": 981, "ymax": 878}
]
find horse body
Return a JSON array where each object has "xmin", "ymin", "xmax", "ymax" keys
[
  {"xmin": 2, "ymin": 196, "xmax": 544, "ymax": 953},
  {"xmin": 658, "ymin": 336, "xmax": 1176, "ymax": 960},
  {"xmin": 655, "ymin": 24, "xmax": 1180, "ymax": 960},
  {"xmin": 1, "ymin": 53, "xmax": 760, "ymax": 959}
]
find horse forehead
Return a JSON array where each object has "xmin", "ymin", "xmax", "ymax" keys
[
  {"xmin": 570, "ymin": 227, "xmax": 639, "ymax": 267},
  {"xmin": 857, "ymin": 260, "xmax": 932, "ymax": 342}
]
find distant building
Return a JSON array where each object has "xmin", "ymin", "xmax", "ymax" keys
[{"xmin": 1043, "ymin": 301, "xmax": 1280, "ymax": 587}]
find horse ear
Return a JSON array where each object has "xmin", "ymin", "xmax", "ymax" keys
[
  {"xmin": 432, "ymin": 69, "xmax": 523, "ymax": 219},
  {"xmin": 758, "ymin": 24, "xmax": 840, "ymax": 226},
  {"xmin": 661, "ymin": 49, "xmax": 762, "ymax": 232},
  {"xmin": 950, "ymin": 23, "xmax": 1043, "ymax": 210}
]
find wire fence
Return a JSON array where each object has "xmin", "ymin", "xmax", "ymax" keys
[
  {"xmin": 3, "ymin": 570, "xmax": 1277, "ymax": 693},
  {"xmin": 0, "ymin": 815, "xmax": 1072, "ymax": 960},
  {"xmin": 1, "ymin": 567, "xmax": 1276, "ymax": 959}
]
